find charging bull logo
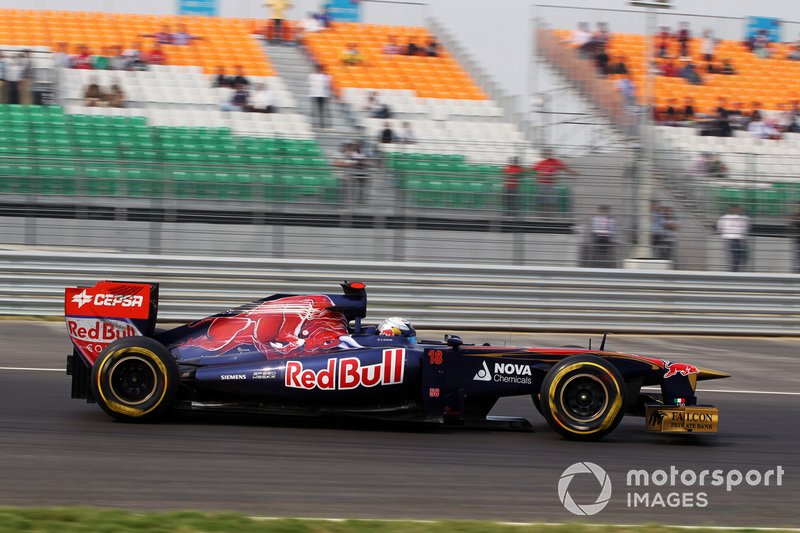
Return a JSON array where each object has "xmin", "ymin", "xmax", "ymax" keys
[
  {"xmin": 663, "ymin": 362, "xmax": 699, "ymax": 379},
  {"xmin": 175, "ymin": 295, "xmax": 347, "ymax": 359}
]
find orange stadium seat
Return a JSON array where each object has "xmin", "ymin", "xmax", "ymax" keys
[
  {"xmin": 0, "ymin": 9, "xmax": 274, "ymax": 76},
  {"xmin": 304, "ymin": 22, "xmax": 485, "ymax": 100}
]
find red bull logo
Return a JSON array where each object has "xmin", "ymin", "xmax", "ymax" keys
[
  {"xmin": 663, "ymin": 362, "xmax": 699, "ymax": 379},
  {"xmin": 285, "ymin": 348, "xmax": 405, "ymax": 391},
  {"xmin": 175, "ymin": 295, "xmax": 347, "ymax": 359}
]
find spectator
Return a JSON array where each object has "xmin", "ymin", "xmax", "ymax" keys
[
  {"xmin": 720, "ymin": 58, "xmax": 736, "ymax": 74},
  {"xmin": 217, "ymin": 85, "xmax": 235, "ymax": 112},
  {"xmin": 142, "ymin": 25, "xmax": 173, "ymax": 45},
  {"xmin": 123, "ymin": 42, "xmax": 147, "ymax": 70},
  {"xmin": 18, "ymin": 50, "xmax": 33, "ymax": 105},
  {"xmin": 248, "ymin": 83, "xmax": 276, "ymax": 113},
  {"xmin": 789, "ymin": 41, "xmax": 800, "ymax": 61},
  {"xmin": 212, "ymin": 66, "xmax": 232, "ymax": 88},
  {"xmin": 616, "ymin": 74, "xmax": 636, "ymax": 109},
  {"xmin": 346, "ymin": 141, "xmax": 370, "ymax": 203},
  {"xmin": 682, "ymin": 97, "xmax": 696, "ymax": 123},
  {"xmin": 717, "ymin": 205, "xmax": 750, "ymax": 272},
  {"xmin": 677, "ymin": 22, "xmax": 691, "ymax": 58},
  {"xmin": 570, "ymin": 22, "xmax": 592, "ymax": 58},
  {"xmin": 680, "ymin": 61, "xmax": 702, "ymax": 85},
  {"xmin": 688, "ymin": 152, "xmax": 712, "ymax": 177},
  {"xmin": 748, "ymin": 110, "xmax": 780, "ymax": 139},
  {"xmin": 263, "ymin": 0, "xmax": 294, "ymax": 44},
  {"xmin": 379, "ymin": 121, "xmax": 395, "ymax": 144},
  {"xmin": 595, "ymin": 43, "xmax": 610, "ymax": 76},
  {"xmin": 108, "ymin": 46, "xmax": 126, "ymax": 71},
  {"xmin": 92, "ymin": 47, "xmax": 111, "ymax": 70},
  {"xmin": 229, "ymin": 83, "xmax": 249, "ymax": 111},
  {"xmin": 107, "ymin": 82, "xmax": 125, "ymax": 108},
  {"xmin": 656, "ymin": 26, "xmax": 671, "ymax": 58},
  {"xmin": 398, "ymin": 121, "xmax": 416, "ymax": 144},
  {"xmin": 300, "ymin": 12, "xmax": 324, "ymax": 35},
  {"xmin": 53, "ymin": 42, "xmax": 71, "ymax": 68},
  {"xmin": 590, "ymin": 205, "xmax": 618, "ymax": 268},
  {"xmin": 789, "ymin": 205, "xmax": 800, "ymax": 272},
  {"xmin": 660, "ymin": 58, "xmax": 678, "ymax": 77},
  {"xmin": 533, "ymin": 149, "xmax": 579, "ymax": 215},
  {"xmin": 308, "ymin": 64, "xmax": 332, "ymax": 129},
  {"xmin": 4, "ymin": 54, "xmax": 23, "ymax": 104},
  {"xmin": 365, "ymin": 90, "xmax": 391, "ymax": 119},
  {"xmin": 658, "ymin": 98, "xmax": 679, "ymax": 124},
  {"xmin": 425, "ymin": 38, "xmax": 439, "ymax": 57},
  {"xmin": 708, "ymin": 154, "xmax": 728, "ymax": 178},
  {"xmin": 651, "ymin": 200, "xmax": 666, "ymax": 255},
  {"xmin": 502, "ymin": 157, "xmax": 523, "ymax": 215},
  {"xmin": 703, "ymin": 101, "xmax": 732, "ymax": 137},
  {"xmin": 83, "ymin": 80, "xmax": 105, "ymax": 107},
  {"xmin": 701, "ymin": 29, "xmax": 716, "ymax": 63},
  {"xmin": 612, "ymin": 55, "xmax": 628, "ymax": 75},
  {"xmin": 753, "ymin": 30, "xmax": 771, "ymax": 58},
  {"xmin": 592, "ymin": 22, "xmax": 612, "ymax": 48},
  {"xmin": 657, "ymin": 206, "xmax": 678, "ymax": 262},
  {"xmin": 382, "ymin": 35, "xmax": 401, "ymax": 55},
  {"xmin": 342, "ymin": 43, "xmax": 364, "ymax": 66},
  {"xmin": 232, "ymin": 65, "xmax": 250, "ymax": 87},
  {"xmin": 146, "ymin": 44, "xmax": 167, "ymax": 65},
  {"xmin": 73, "ymin": 45, "xmax": 93, "ymax": 69},
  {"xmin": 172, "ymin": 24, "xmax": 204, "ymax": 45},
  {"xmin": 317, "ymin": 6, "xmax": 333, "ymax": 29},
  {"xmin": 0, "ymin": 52, "xmax": 6, "ymax": 105},
  {"xmin": 405, "ymin": 41, "xmax": 420, "ymax": 56}
]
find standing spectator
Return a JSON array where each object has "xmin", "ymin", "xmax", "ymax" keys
[
  {"xmin": 263, "ymin": 0, "xmax": 293, "ymax": 44},
  {"xmin": 146, "ymin": 44, "xmax": 167, "ymax": 65},
  {"xmin": 425, "ymin": 38, "xmax": 439, "ymax": 57},
  {"xmin": 379, "ymin": 121, "xmax": 395, "ymax": 144},
  {"xmin": 677, "ymin": 22, "xmax": 691, "ymax": 58},
  {"xmin": 308, "ymin": 64, "xmax": 331, "ymax": 129},
  {"xmin": 232, "ymin": 65, "xmax": 250, "ymax": 87},
  {"xmin": 502, "ymin": 157, "xmax": 523, "ymax": 215},
  {"xmin": 532, "ymin": 149, "xmax": 579, "ymax": 216},
  {"xmin": 123, "ymin": 42, "xmax": 147, "ymax": 70},
  {"xmin": 217, "ymin": 84, "xmax": 235, "ymax": 112},
  {"xmin": 348, "ymin": 141, "xmax": 369, "ymax": 203},
  {"xmin": 383, "ymin": 36, "xmax": 401, "ymax": 55},
  {"xmin": 789, "ymin": 205, "xmax": 800, "ymax": 272},
  {"xmin": 342, "ymin": 43, "xmax": 364, "ymax": 65},
  {"xmin": 212, "ymin": 66, "xmax": 232, "ymax": 88},
  {"xmin": 18, "ymin": 50, "xmax": 32, "ymax": 105},
  {"xmin": 4, "ymin": 54, "xmax": 23, "ymax": 105},
  {"xmin": 0, "ymin": 52, "xmax": 6, "ymax": 104},
  {"xmin": 300, "ymin": 12, "xmax": 323, "ymax": 36},
  {"xmin": 248, "ymin": 83, "xmax": 275, "ymax": 113},
  {"xmin": 717, "ymin": 205, "xmax": 751, "ymax": 272},
  {"xmin": 656, "ymin": 26, "xmax": 671, "ymax": 58},
  {"xmin": 701, "ymin": 29, "xmax": 716, "ymax": 64},
  {"xmin": 172, "ymin": 24, "xmax": 204, "ymax": 46},
  {"xmin": 570, "ymin": 22, "xmax": 592, "ymax": 58},
  {"xmin": 651, "ymin": 200, "xmax": 666, "ymax": 254},
  {"xmin": 590, "ymin": 206, "xmax": 618, "ymax": 268},
  {"xmin": 398, "ymin": 121, "xmax": 416, "ymax": 144},
  {"xmin": 595, "ymin": 43, "xmax": 610, "ymax": 76},
  {"xmin": 658, "ymin": 206, "xmax": 678, "ymax": 261}
]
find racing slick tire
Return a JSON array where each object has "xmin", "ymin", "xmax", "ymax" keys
[
  {"xmin": 539, "ymin": 354, "xmax": 625, "ymax": 441},
  {"xmin": 90, "ymin": 336, "xmax": 179, "ymax": 422}
]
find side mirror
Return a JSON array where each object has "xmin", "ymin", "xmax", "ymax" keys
[{"xmin": 445, "ymin": 335, "xmax": 463, "ymax": 349}]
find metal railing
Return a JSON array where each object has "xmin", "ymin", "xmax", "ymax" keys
[{"xmin": 1, "ymin": 250, "xmax": 798, "ymax": 334}]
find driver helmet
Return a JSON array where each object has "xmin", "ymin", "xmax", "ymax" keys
[{"xmin": 377, "ymin": 316, "xmax": 416, "ymax": 344}]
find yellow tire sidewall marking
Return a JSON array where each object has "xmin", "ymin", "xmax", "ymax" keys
[
  {"xmin": 96, "ymin": 347, "xmax": 170, "ymax": 418},
  {"xmin": 547, "ymin": 361, "xmax": 623, "ymax": 435}
]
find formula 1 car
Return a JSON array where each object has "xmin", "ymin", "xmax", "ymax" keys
[{"xmin": 65, "ymin": 281, "xmax": 729, "ymax": 441}]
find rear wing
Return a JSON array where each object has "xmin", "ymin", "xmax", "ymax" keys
[{"xmin": 65, "ymin": 281, "xmax": 159, "ymax": 366}]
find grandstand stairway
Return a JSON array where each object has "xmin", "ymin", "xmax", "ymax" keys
[{"xmin": 261, "ymin": 42, "xmax": 358, "ymax": 153}]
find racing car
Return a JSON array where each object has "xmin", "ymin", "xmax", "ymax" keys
[{"xmin": 65, "ymin": 281, "xmax": 729, "ymax": 441}]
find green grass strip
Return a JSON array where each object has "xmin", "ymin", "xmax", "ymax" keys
[{"xmin": 0, "ymin": 508, "xmax": 794, "ymax": 533}]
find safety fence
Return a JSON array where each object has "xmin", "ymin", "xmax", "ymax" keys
[{"xmin": 1, "ymin": 250, "xmax": 798, "ymax": 335}]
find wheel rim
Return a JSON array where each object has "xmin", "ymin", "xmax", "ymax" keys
[
  {"xmin": 559, "ymin": 373, "xmax": 609, "ymax": 423},
  {"xmin": 108, "ymin": 355, "xmax": 158, "ymax": 406}
]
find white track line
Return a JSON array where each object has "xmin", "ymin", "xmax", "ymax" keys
[{"xmin": 0, "ymin": 367, "xmax": 62, "ymax": 372}]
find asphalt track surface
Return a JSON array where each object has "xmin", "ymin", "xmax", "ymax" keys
[{"xmin": 1, "ymin": 321, "xmax": 798, "ymax": 527}]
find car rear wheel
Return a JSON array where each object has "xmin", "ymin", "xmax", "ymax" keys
[
  {"xmin": 539, "ymin": 355, "xmax": 625, "ymax": 441},
  {"xmin": 91, "ymin": 336, "xmax": 179, "ymax": 422}
]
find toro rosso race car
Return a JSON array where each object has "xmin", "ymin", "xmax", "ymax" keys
[{"xmin": 65, "ymin": 281, "xmax": 729, "ymax": 441}]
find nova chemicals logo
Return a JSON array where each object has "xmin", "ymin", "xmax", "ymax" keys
[{"xmin": 558, "ymin": 462, "xmax": 612, "ymax": 516}]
